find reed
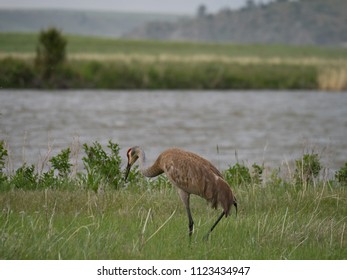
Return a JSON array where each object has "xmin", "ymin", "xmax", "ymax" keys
[{"xmin": 318, "ymin": 67, "xmax": 347, "ymax": 91}]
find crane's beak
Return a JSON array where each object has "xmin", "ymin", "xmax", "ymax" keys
[{"xmin": 124, "ymin": 163, "xmax": 131, "ymax": 182}]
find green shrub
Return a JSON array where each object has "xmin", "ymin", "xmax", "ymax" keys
[
  {"xmin": 251, "ymin": 163, "xmax": 264, "ymax": 185},
  {"xmin": 0, "ymin": 58, "xmax": 34, "ymax": 88},
  {"xmin": 9, "ymin": 148, "xmax": 74, "ymax": 190},
  {"xmin": 2, "ymin": 139, "xmax": 344, "ymax": 193},
  {"xmin": 35, "ymin": 27, "xmax": 67, "ymax": 78},
  {"xmin": 224, "ymin": 162, "xmax": 264, "ymax": 187},
  {"xmin": 49, "ymin": 148, "xmax": 73, "ymax": 178},
  {"xmin": 80, "ymin": 141, "xmax": 123, "ymax": 191},
  {"xmin": 0, "ymin": 141, "xmax": 8, "ymax": 185},
  {"xmin": 224, "ymin": 163, "xmax": 252, "ymax": 186},
  {"xmin": 0, "ymin": 140, "xmax": 127, "ymax": 191},
  {"xmin": 10, "ymin": 164, "xmax": 38, "ymax": 190},
  {"xmin": 335, "ymin": 162, "xmax": 347, "ymax": 185},
  {"xmin": 294, "ymin": 153, "xmax": 321, "ymax": 186},
  {"xmin": 0, "ymin": 141, "xmax": 7, "ymax": 171}
]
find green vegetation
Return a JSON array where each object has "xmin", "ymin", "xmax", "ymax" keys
[
  {"xmin": 1, "ymin": 32, "xmax": 347, "ymax": 58},
  {"xmin": 0, "ymin": 57, "xmax": 319, "ymax": 90},
  {"xmin": 35, "ymin": 28, "xmax": 67, "ymax": 78},
  {"xmin": 0, "ymin": 32, "xmax": 347, "ymax": 90},
  {"xmin": 294, "ymin": 153, "xmax": 322, "ymax": 187},
  {"xmin": 335, "ymin": 163, "xmax": 347, "ymax": 185},
  {"xmin": 224, "ymin": 162, "xmax": 264, "ymax": 186},
  {"xmin": 0, "ymin": 140, "xmax": 346, "ymax": 259},
  {"xmin": 80, "ymin": 141, "xmax": 124, "ymax": 191}
]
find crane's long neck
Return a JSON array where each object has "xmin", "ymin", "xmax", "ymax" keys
[{"xmin": 137, "ymin": 148, "xmax": 163, "ymax": 178}]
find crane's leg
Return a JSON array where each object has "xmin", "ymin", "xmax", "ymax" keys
[
  {"xmin": 186, "ymin": 205, "xmax": 194, "ymax": 237},
  {"xmin": 204, "ymin": 211, "xmax": 225, "ymax": 240},
  {"xmin": 177, "ymin": 189, "xmax": 194, "ymax": 237}
]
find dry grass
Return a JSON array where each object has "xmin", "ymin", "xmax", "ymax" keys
[
  {"xmin": 1, "ymin": 51, "xmax": 347, "ymax": 67},
  {"xmin": 318, "ymin": 67, "xmax": 347, "ymax": 91}
]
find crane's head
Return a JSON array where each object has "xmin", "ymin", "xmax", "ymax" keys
[{"xmin": 124, "ymin": 146, "xmax": 140, "ymax": 182}]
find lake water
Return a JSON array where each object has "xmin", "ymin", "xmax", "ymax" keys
[{"xmin": 0, "ymin": 90, "xmax": 346, "ymax": 174}]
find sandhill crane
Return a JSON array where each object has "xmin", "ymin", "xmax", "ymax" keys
[{"xmin": 124, "ymin": 146, "xmax": 237, "ymax": 238}]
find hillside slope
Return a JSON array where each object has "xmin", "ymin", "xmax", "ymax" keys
[
  {"xmin": 124, "ymin": 0, "xmax": 347, "ymax": 46},
  {"xmin": 0, "ymin": 9, "xmax": 182, "ymax": 37}
]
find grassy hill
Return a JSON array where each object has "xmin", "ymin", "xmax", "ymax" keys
[{"xmin": 0, "ymin": 9, "xmax": 183, "ymax": 37}]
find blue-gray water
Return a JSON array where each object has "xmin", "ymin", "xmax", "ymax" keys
[{"xmin": 0, "ymin": 90, "xmax": 346, "ymax": 173}]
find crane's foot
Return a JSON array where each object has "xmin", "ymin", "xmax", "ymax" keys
[
  {"xmin": 188, "ymin": 221, "xmax": 194, "ymax": 237},
  {"xmin": 203, "ymin": 211, "xmax": 225, "ymax": 241}
]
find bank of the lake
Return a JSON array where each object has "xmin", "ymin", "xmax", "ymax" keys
[
  {"xmin": 1, "ymin": 33, "xmax": 347, "ymax": 90},
  {"xmin": 0, "ymin": 57, "xmax": 320, "ymax": 90}
]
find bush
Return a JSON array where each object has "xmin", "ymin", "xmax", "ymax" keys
[
  {"xmin": 50, "ymin": 148, "xmax": 72, "ymax": 178},
  {"xmin": 80, "ymin": 141, "xmax": 123, "ymax": 191},
  {"xmin": 35, "ymin": 27, "xmax": 67, "ymax": 78},
  {"xmin": 294, "ymin": 153, "xmax": 321, "ymax": 186},
  {"xmin": 38, "ymin": 148, "xmax": 75, "ymax": 189},
  {"xmin": 11, "ymin": 164, "xmax": 38, "ymax": 190},
  {"xmin": 224, "ymin": 162, "xmax": 264, "ymax": 187},
  {"xmin": 0, "ymin": 141, "xmax": 8, "ymax": 185},
  {"xmin": 251, "ymin": 163, "xmax": 264, "ymax": 185},
  {"xmin": 0, "ymin": 58, "xmax": 34, "ymax": 88},
  {"xmin": 1, "ymin": 139, "xmax": 344, "ymax": 192},
  {"xmin": 335, "ymin": 162, "xmax": 347, "ymax": 185},
  {"xmin": 224, "ymin": 163, "xmax": 252, "ymax": 186}
]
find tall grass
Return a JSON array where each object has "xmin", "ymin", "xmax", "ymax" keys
[
  {"xmin": 318, "ymin": 67, "xmax": 347, "ymax": 91},
  {"xmin": 0, "ymin": 180, "xmax": 346, "ymax": 259},
  {"xmin": 0, "ymin": 140, "xmax": 346, "ymax": 259},
  {"xmin": 0, "ymin": 57, "xmax": 318, "ymax": 89}
]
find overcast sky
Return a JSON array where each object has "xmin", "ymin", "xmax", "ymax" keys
[{"xmin": 0, "ymin": 0, "xmax": 272, "ymax": 14}]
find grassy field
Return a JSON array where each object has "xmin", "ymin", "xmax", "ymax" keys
[
  {"xmin": 1, "ymin": 32, "xmax": 347, "ymax": 59},
  {"xmin": 0, "ymin": 181, "xmax": 346, "ymax": 260},
  {"xmin": 1, "ymin": 32, "xmax": 347, "ymax": 90},
  {"xmin": 0, "ymin": 141, "xmax": 346, "ymax": 260}
]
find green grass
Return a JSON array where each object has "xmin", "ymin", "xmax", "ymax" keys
[
  {"xmin": 0, "ymin": 57, "xmax": 318, "ymax": 89},
  {"xmin": 0, "ymin": 182, "xmax": 346, "ymax": 260},
  {"xmin": 1, "ymin": 32, "xmax": 347, "ymax": 59},
  {"xmin": 0, "ymin": 140, "xmax": 346, "ymax": 259}
]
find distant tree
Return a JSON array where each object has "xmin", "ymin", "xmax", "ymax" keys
[
  {"xmin": 35, "ymin": 27, "xmax": 67, "ymax": 78},
  {"xmin": 197, "ymin": 4, "xmax": 207, "ymax": 17}
]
